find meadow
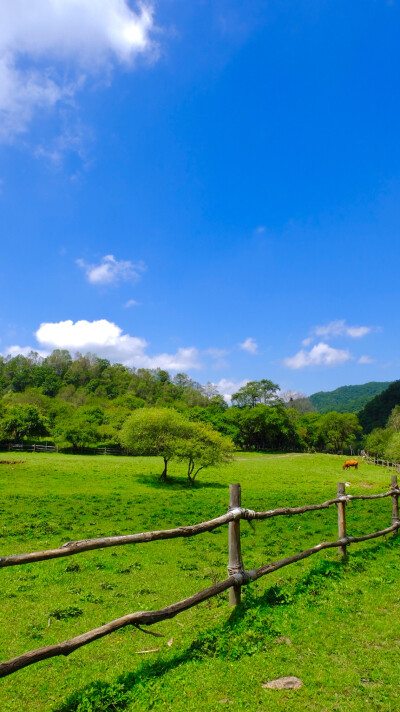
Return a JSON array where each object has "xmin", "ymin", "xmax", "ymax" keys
[{"xmin": 0, "ymin": 451, "xmax": 399, "ymax": 711}]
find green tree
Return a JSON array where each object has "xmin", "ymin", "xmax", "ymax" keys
[
  {"xmin": 231, "ymin": 379, "xmax": 280, "ymax": 408},
  {"xmin": 317, "ymin": 412, "xmax": 362, "ymax": 452},
  {"xmin": 384, "ymin": 432, "xmax": 400, "ymax": 462},
  {"xmin": 119, "ymin": 408, "xmax": 192, "ymax": 480},
  {"xmin": 364, "ymin": 427, "xmax": 393, "ymax": 457},
  {"xmin": 176, "ymin": 421, "xmax": 233, "ymax": 484},
  {"xmin": 386, "ymin": 405, "xmax": 400, "ymax": 432},
  {"xmin": 0, "ymin": 405, "xmax": 48, "ymax": 440}
]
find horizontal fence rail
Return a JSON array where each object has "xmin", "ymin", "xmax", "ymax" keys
[
  {"xmin": 1, "ymin": 474, "xmax": 400, "ymax": 678},
  {"xmin": 1, "ymin": 489, "xmax": 399, "ymax": 568},
  {"xmin": 364, "ymin": 453, "xmax": 400, "ymax": 472}
]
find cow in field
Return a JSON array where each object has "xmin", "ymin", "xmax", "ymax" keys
[{"xmin": 342, "ymin": 459, "xmax": 358, "ymax": 470}]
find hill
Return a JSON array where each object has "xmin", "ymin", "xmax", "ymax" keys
[
  {"xmin": 358, "ymin": 379, "xmax": 400, "ymax": 433},
  {"xmin": 309, "ymin": 381, "xmax": 392, "ymax": 414}
]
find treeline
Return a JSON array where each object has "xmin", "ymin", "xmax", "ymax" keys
[
  {"xmin": 358, "ymin": 380, "xmax": 400, "ymax": 433},
  {"xmin": 364, "ymin": 405, "xmax": 400, "ymax": 461},
  {"xmin": 0, "ymin": 351, "xmax": 363, "ymax": 454}
]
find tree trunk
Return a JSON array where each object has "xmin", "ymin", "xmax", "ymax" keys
[
  {"xmin": 189, "ymin": 466, "xmax": 204, "ymax": 485},
  {"xmin": 159, "ymin": 457, "xmax": 168, "ymax": 481}
]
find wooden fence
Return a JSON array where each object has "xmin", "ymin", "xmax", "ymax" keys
[
  {"xmin": 7, "ymin": 443, "xmax": 58, "ymax": 453},
  {"xmin": 6, "ymin": 444, "xmax": 123, "ymax": 455},
  {"xmin": 364, "ymin": 453, "xmax": 400, "ymax": 472},
  {"xmin": 1, "ymin": 477, "xmax": 400, "ymax": 678}
]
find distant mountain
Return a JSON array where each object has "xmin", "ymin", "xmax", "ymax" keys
[
  {"xmin": 309, "ymin": 381, "xmax": 392, "ymax": 415},
  {"xmin": 358, "ymin": 380, "xmax": 400, "ymax": 433}
]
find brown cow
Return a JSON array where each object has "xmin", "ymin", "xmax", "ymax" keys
[{"xmin": 342, "ymin": 459, "xmax": 358, "ymax": 470}]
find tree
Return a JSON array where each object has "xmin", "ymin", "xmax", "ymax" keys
[
  {"xmin": 176, "ymin": 421, "xmax": 233, "ymax": 484},
  {"xmin": 384, "ymin": 432, "xmax": 400, "ymax": 462},
  {"xmin": 119, "ymin": 408, "xmax": 192, "ymax": 480},
  {"xmin": 231, "ymin": 379, "xmax": 280, "ymax": 408},
  {"xmin": 317, "ymin": 412, "xmax": 362, "ymax": 452},
  {"xmin": 387, "ymin": 405, "xmax": 400, "ymax": 432},
  {"xmin": 0, "ymin": 405, "xmax": 48, "ymax": 440},
  {"xmin": 364, "ymin": 427, "xmax": 392, "ymax": 457}
]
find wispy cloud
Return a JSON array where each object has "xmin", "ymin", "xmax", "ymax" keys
[
  {"xmin": 124, "ymin": 299, "xmax": 140, "ymax": 308},
  {"xmin": 314, "ymin": 320, "xmax": 372, "ymax": 339},
  {"xmin": 284, "ymin": 342, "xmax": 352, "ymax": 370},
  {"xmin": 204, "ymin": 347, "xmax": 228, "ymax": 359},
  {"xmin": 239, "ymin": 337, "xmax": 258, "ymax": 354},
  {"xmin": 358, "ymin": 355, "xmax": 375, "ymax": 364},
  {"xmin": 77, "ymin": 254, "xmax": 146, "ymax": 286},
  {"xmin": 0, "ymin": 1, "xmax": 158, "ymax": 143}
]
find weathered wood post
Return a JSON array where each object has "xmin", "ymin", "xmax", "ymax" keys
[
  {"xmin": 337, "ymin": 482, "xmax": 347, "ymax": 558},
  {"xmin": 228, "ymin": 483, "xmax": 244, "ymax": 607},
  {"xmin": 391, "ymin": 475, "xmax": 399, "ymax": 537}
]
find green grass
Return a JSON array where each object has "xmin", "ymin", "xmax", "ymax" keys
[{"xmin": 1, "ymin": 451, "xmax": 400, "ymax": 711}]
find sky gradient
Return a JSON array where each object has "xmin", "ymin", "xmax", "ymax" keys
[{"xmin": 1, "ymin": 0, "xmax": 399, "ymax": 400}]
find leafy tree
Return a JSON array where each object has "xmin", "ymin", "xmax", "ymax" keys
[
  {"xmin": 0, "ymin": 405, "xmax": 49, "ymax": 440},
  {"xmin": 364, "ymin": 427, "xmax": 393, "ymax": 457},
  {"xmin": 119, "ymin": 408, "xmax": 192, "ymax": 480},
  {"xmin": 231, "ymin": 380, "xmax": 280, "ymax": 408},
  {"xmin": 296, "ymin": 413, "xmax": 322, "ymax": 450},
  {"xmin": 316, "ymin": 412, "xmax": 362, "ymax": 452},
  {"xmin": 176, "ymin": 421, "xmax": 233, "ymax": 484},
  {"xmin": 53, "ymin": 420, "xmax": 100, "ymax": 449},
  {"xmin": 228, "ymin": 404, "xmax": 301, "ymax": 451},
  {"xmin": 384, "ymin": 432, "xmax": 400, "ymax": 462},
  {"xmin": 386, "ymin": 405, "xmax": 400, "ymax": 432}
]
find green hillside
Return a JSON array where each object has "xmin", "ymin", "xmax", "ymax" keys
[
  {"xmin": 358, "ymin": 379, "xmax": 400, "ymax": 433},
  {"xmin": 309, "ymin": 381, "xmax": 392, "ymax": 414}
]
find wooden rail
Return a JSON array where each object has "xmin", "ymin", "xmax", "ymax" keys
[
  {"xmin": 1, "ymin": 489, "xmax": 398, "ymax": 568},
  {"xmin": 364, "ymin": 453, "xmax": 400, "ymax": 472},
  {"xmin": 1, "ymin": 477, "xmax": 399, "ymax": 678}
]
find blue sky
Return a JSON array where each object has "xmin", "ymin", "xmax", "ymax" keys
[{"xmin": 1, "ymin": 0, "xmax": 399, "ymax": 399}]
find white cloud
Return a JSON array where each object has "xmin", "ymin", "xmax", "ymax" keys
[
  {"xmin": 302, "ymin": 336, "xmax": 313, "ymax": 347},
  {"xmin": 25, "ymin": 318, "xmax": 202, "ymax": 371},
  {"xmin": 0, "ymin": 0, "xmax": 157, "ymax": 141},
  {"xmin": 358, "ymin": 355, "xmax": 375, "ymax": 364},
  {"xmin": 216, "ymin": 378, "xmax": 249, "ymax": 404},
  {"xmin": 239, "ymin": 337, "xmax": 258, "ymax": 354},
  {"xmin": 124, "ymin": 299, "xmax": 140, "ymax": 308},
  {"xmin": 204, "ymin": 347, "xmax": 228, "ymax": 359},
  {"xmin": 77, "ymin": 254, "xmax": 145, "ymax": 286},
  {"xmin": 314, "ymin": 320, "xmax": 371, "ymax": 339},
  {"xmin": 4, "ymin": 345, "xmax": 49, "ymax": 359},
  {"xmin": 284, "ymin": 342, "xmax": 352, "ymax": 370}
]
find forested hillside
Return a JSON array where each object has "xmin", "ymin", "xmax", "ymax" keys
[
  {"xmin": 0, "ymin": 351, "xmax": 362, "ymax": 454},
  {"xmin": 309, "ymin": 381, "xmax": 391, "ymax": 414},
  {"xmin": 358, "ymin": 380, "xmax": 400, "ymax": 433}
]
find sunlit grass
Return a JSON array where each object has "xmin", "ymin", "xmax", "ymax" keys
[{"xmin": 0, "ymin": 451, "xmax": 399, "ymax": 711}]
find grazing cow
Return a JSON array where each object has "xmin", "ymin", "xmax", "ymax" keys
[{"xmin": 342, "ymin": 459, "xmax": 358, "ymax": 470}]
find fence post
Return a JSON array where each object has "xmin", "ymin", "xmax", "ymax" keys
[
  {"xmin": 391, "ymin": 475, "xmax": 399, "ymax": 536},
  {"xmin": 228, "ymin": 483, "xmax": 244, "ymax": 607},
  {"xmin": 337, "ymin": 482, "xmax": 347, "ymax": 558}
]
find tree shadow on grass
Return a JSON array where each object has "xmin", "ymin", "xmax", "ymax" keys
[
  {"xmin": 52, "ymin": 591, "xmax": 272, "ymax": 712},
  {"xmin": 53, "ymin": 537, "xmax": 400, "ymax": 711},
  {"xmin": 136, "ymin": 474, "xmax": 226, "ymax": 490}
]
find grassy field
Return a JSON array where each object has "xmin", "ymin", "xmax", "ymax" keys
[{"xmin": 1, "ymin": 451, "xmax": 400, "ymax": 711}]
